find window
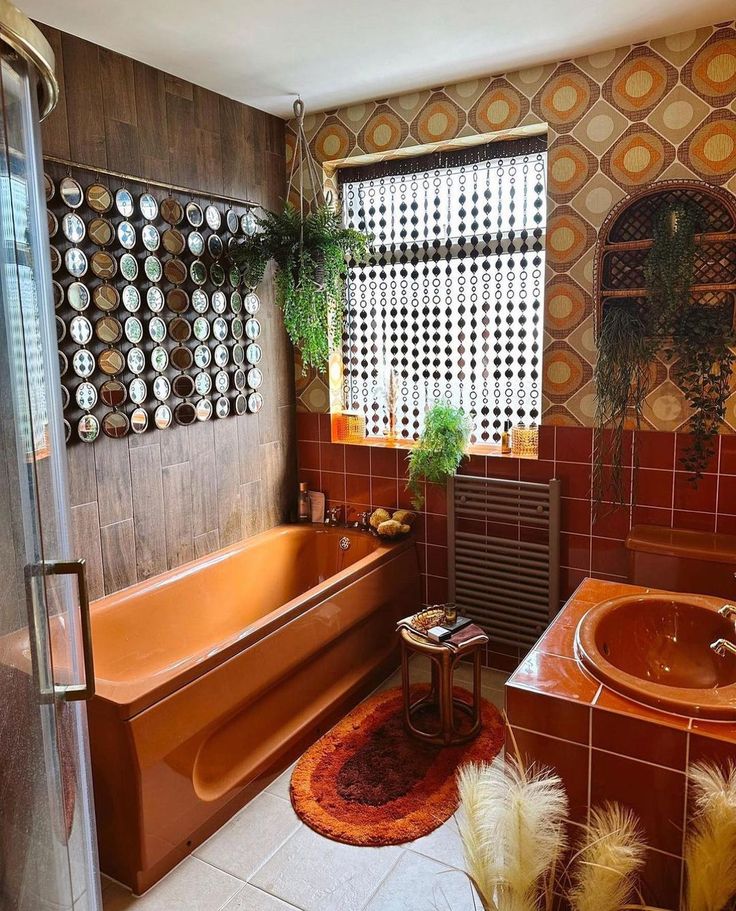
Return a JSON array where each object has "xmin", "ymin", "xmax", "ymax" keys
[{"xmin": 338, "ymin": 135, "xmax": 547, "ymax": 448}]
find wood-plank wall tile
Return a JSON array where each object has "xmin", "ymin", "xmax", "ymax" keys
[
  {"xmin": 129, "ymin": 444, "xmax": 167, "ymax": 580},
  {"xmin": 161, "ymin": 462, "xmax": 194, "ymax": 568},
  {"xmin": 60, "ymin": 33, "xmax": 107, "ymax": 168},
  {"xmin": 43, "ymin": 24, "xmax": 294, "ymax": 595},
  {"xmin": 70, "ymin": 502, "xmax": 104, "ymax": 601},
  {"xmin": 93, "ymin": 436, "xmax": 133, "ymax": 525},
  {"xmin": 100, "ymin": 519, "xmax": 137, "ymax": 594},
  {"xmin": 37, "ymin": 25, "xmax": 70, "ymax": 159}
]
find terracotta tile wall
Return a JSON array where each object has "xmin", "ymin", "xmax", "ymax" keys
[
  {"xmin": 506, "ymin": 578, "xmax": 736, "ymax": 909},
  {"xmin": 290, "ymin": 21, "xmax": 736, "ymax": 428},
  {"xmin": 297, "ymin": 417, "xmax": 736, "ymax": 669}
]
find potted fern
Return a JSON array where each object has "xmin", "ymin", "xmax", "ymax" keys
[{"xmin": 406, "ymin": 404, "xmax": 472, "ymax": 509}]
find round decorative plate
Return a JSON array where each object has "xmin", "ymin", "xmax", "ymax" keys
[
  {"xmin": 162, "ymin": 227, "xmax": 185, "ymax": 255},
  {"xmin": 164, "ymin": 257, "xmax": 187, "ymax": 285},
  {"xmin": 248, "ymin": 367, "xmax": 263, "ymax": 389},
  {"xmin": 169, "ymin": 316, "xmax": 191, "ymax": 343},
  {"xmin": 142, "ymin": 224, "xmax": 160, "ymax": 252},
  {"xmin": 122, "ymin": 285, "xmax": 141, "ymax": 312},
  {"xmin": 190, "ymin": 260, "xmax": 207, "ymax": 285},
  {"xmin": 153, "ymin": 376, "xmax": 171, "ymax": 401},
  {"xmin": 86, "ymin": 183, "xmax": 113, "ymax": 213},
  {"xmin": 149, "ymin": 316, "xmax": 167, "ymax": 342},
  {"xmin": 100, "ymin": 379, "xmax": 126, "ymax": 407},
  {"xmin": 89, "ymin": 217, "xmax": 114, "ymax": 246},
  {"xmin": 115, "ymin": 188, "xmax": 134, "ymax": 217},
  {"xmin": 170, "ymin": 346, "xmax": 193, "ymax": 371},
  {"xmin": 72, "ymin": 351, "xmax": 94, "ymax": 381},
  {"xmin": 216, "ymin": 396, "xmax": 230, "ymax": 418},
  {"xmin": 155, "ymin": 404, "xmax": 173, "ymax": 429},
  {"xmin": 234, "ymin": 392, "xmax": 247, "ymax": 415},
  {"xmin": 62, "ymin": 212, "xmax": 85, "ymax": 243},
  {"xmin": 234, "ymin": 368, "xmax": 246, "ymax": 390},
  {"xmin": 119, "ymin": 252, "xmax": 138, "ymax": 281},
  {"xmin": 192, "ymin": 289, "xmax": 208, "ymax": 313},
  {"xmin": 144, "ymin": 254, "xmax": 163, "ymax": 282},
  {"xmin": 193, "ymin": 316, "xmax": 210, "ymax": 341},
  {"xmin": 98, "ymin": 349, "xmax": 125, "ymax": 376},
  {"xmin": 205, "ymin": 204, "xmax": 221, "ymax": 230},
  {"xmin": 195, "ymin": 372, "xmax": 212, "ymax": 396},
  {"xmin": 69, "ymin": 315, "xmax": 93, "ymax": 345},
  {"xmin": 241, "ymin": 210, "xmax": 257, "ymax": 235},
  {"xmin": 210, "ymin": 263, "xmax": 225, "ymax": 287},
  {"xmin": 161, "ymin": 196, "xmax": 183, "ymax": 225},
  {"xmin": 147, "ymin": 286, "xmax": 164, "ymax": 312},
  {"xmin": 117, "ymin": 221, "xmax": 136, "ymax": 250},
  {"xmin": 68, "ymin": 281, "xmax": 90, "ymax": 311},
  {"xmin": 127, "ymin": 347, "xmax": 146, "ymax": 375},
  {"xmin": 194, "ymin": 344, "xmax": 211, "ymax": 368},
  {"xmin": 246, "ymin": 343, "xmax": 262, "ymax": 364},
  {"xmin": 214, "ymin": 343, "xmax": 229, "ymax": 367},
  {"xmin": 124, "ymin": 316, "xmax": 144, "ymax": 344},
  {"xmin": 196, "ymin": 399, "xmax": 213, "ymax": 422},
  {"xmin": 49, "ymin": 246, "xmax": 61, "ymax": 273},
  {"xmin": 65, "ymin": 247, "xmax": 88, "ymax": 278},
  {"xmin": 212, "ymin": 317, "xmax": 228, "ymax": 341},
  {"xmin": 151, "ymin": 346, "xmax": 169, "ymax": 372},
  {"xmin": 140, "ymin": 193, "xmax": 158, "ymax": 221},
  {"xmin": 78, "ymin": 414, "xmax": 100, "ymax": 443},
  {"xmin": 102, "ymin": 411, "xmax": 130, "ymax": 440},
  {"xmin": 60, "ymin": 176, "xmax": 83, "ymax": 208},
  {"xmin": 226, "ymin": 209, "xmax": 239, "ymax": 234},
  {"xmin": 129, "ymin": 377, "xmax": 147, "ymax": 404},
  {"xmin": 244, "ymin": 292, "xmax": 260, "ymax": 314},
  {"xmin": 95, "ymin": 316, "xmax": 123, "ymax": 344},
  {"xmin": 214, "ymin": 370, "xmax": 229, "ymax": 393},
  {"xmin": 212, "ymin": 290, "xmax": 227, "ymax": 313},
  {"xmin": 228, "ymin": 266, "xmax": 240, "ymax": 288},
  {"xmin": 90, "ymin": 250, "xmax": 116, "ymax": 280},
  {"xmin": 244, "ymin": 317, "xmax": 260, "ymax": 340},
  {"xmin": 130, "ymin": 407, "xmax": 148, "ymax": 434},
  {"xmin": 232, "ymin": 317, "xmax": 244, "ymax": 340},
  {"xmin": 166, "ymin": 288, "xmax": 189, "ymax": 314},
  {"xmin": 185, "ymin": 201, "xmax": 203, "ymax": 227},
  {"xmin": 207, "ymin": 234, "xmax": 223, "ymax": 258},
  {"xmin": 230, "ymin": 291, "xmax": 242, "ymax": 313},
  {"xmin": 187, "ymin": 231, "xmax": 204, "ymax": 256},
  {"xmin": 248, "ymin": 392, "xmax": 263, "ymax": 413},
  {"xmin": 233, "ymin": 343, "xmax": 245, "ymax": 366},
  {"xmin": 93, "ymin": 283, "xmax": 119, "ymax": 312},
  {"xmin": 75, "ymin": 381, "xmax": 97, "ymax": 411},
  {"xmin": 174, "ymin": 401, "xmax": 196, "ymax": 426}
]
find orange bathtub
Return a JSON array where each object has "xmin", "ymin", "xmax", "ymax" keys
[{"xmin": 87, "ymin": 524, "xmax": 420, "ymax": 893}]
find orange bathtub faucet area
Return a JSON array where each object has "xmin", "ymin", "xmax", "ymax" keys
[{"xmin": 17, "ymin": 524, "xmax": 421, "ymax": 893}]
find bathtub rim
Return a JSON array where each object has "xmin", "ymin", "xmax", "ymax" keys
[{"xmin": 90, "ymin": 525, "xmax": 416, "ymax": 718}]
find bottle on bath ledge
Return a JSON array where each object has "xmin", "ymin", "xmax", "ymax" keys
[
  {"xmin": 500, "ymin": 419, "xmax": 512, "ymax": 454},
  {"xmin": 297, "ymin": 481, "xmax": 311, "ymax": 523}
]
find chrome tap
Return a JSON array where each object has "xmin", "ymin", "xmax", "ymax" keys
[
  {"xmin": 718, "ymin": 604, "xmax": 736, "ymax": 620},
  {"xmin": 352, "ymin": 510, "xmax": 372, "ymax": 531},
  {"xmin": 325, "ymin": 505, "xmax": 343, "ymax": 527},
  {"xmin": 711, "ymin": 638, "xmax": 736, "ymax": 657}
]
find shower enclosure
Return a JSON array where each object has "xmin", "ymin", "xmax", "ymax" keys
[{"xmin": 0, "ymin": 4, "xmax": 101, "ymax": 909}]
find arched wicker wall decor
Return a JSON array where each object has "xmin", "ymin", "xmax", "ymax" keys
[{"xmin": 593, "ymin": 180, "xmax": 736, "ymax": 341}]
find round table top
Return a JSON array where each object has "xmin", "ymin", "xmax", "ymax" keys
[{"xmin": 399, "ymin": 625, "xmax": 488, "ymax": 655}]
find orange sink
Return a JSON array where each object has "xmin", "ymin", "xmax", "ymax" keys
[{"xmin": 575, "ymin": 593, "xmax": 736, "ymax": 719}]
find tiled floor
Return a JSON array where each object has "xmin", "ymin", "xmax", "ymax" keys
[{"xmin": 102, "ymin": 663, "xmax": 507, "ymax": 911}]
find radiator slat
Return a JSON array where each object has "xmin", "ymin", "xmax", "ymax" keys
[{"xmin": 449, "ymin": 473, "xmax": 561, "ymax": 651}]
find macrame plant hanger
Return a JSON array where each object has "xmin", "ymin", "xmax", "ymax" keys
[{"xmin": 287, "ymin": 97, "xmax": 333, "ymax": 290}]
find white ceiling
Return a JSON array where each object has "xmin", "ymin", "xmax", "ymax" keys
[{"xmin": 21, "ymin": 0, "xmax": 735, "ymax": 118}]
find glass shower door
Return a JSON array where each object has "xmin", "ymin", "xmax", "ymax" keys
[{"xmin": 0, "ymin": 49, "xmax": 101, "ymax": 911}]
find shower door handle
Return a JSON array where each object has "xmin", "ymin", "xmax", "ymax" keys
[{"xmin": 26, "ymin": 559, "xmax": 96, "ymax": 702}]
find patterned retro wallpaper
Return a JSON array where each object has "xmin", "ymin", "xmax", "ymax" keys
[{"xmin": 287, "ymin": 22, "xmax": 736, "ymax": 431}]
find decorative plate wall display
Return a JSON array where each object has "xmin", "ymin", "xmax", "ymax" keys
[{"xmin": 46, "ymin": 161, "xmax": 264, "ymax": 443}]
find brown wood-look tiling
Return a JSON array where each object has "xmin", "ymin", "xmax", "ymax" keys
[{"xmin": 39, "ymin": 24, "xmax": 295, "ymax": 599}]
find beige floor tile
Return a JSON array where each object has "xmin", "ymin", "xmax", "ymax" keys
[
  {"xmin": 364, "ymin": 850, "xmax": 478, "ymax": 911},
  {"xmin": 221, "ymin": 883, "xmax": 300, "ymax": 910},
  {"xmin": 402, "ymin": 816, "xmax": 466, "ymax": 870},
  {"xmin": 265, "ymin": 762, "xmax": 297, "ymax": 802},
  {"xmin": 195, "ymin": 792, "xmax": 301, "ymax": 880},
  {"xmin": 102, "ymin": 857, "xmax": 242, "ymax": 911},
  {"xmin": 251, "ymin": 824, "xmax": 402, "ymax": 911}
]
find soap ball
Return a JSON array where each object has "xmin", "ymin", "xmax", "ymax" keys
[
  {"xmin": 377, "ymin": 519, "xmax": 410, "ymax": 538},
  {"xmin": 370, "ymin": 508, "xmax": 391, "ymax": 529},
  {"xmin": 392, "ymin": 509, "xmax": 416, "ymax": 527}
]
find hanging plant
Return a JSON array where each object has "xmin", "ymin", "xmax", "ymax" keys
[
  {"xmin": 593, "ymin": 302, "xmax": 656, "ymax": 510},
  {"xmin": 229, "ymin": 100, "xmax": 371, "ymax": 373},
  {"xmin": 405, "ymin": 404, "xmax": 471, "ymax": 509}
]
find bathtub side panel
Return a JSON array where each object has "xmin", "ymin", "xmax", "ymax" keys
[{"xmin": 91, "ymin": 543, "xmax": 421, "ymax": 892}]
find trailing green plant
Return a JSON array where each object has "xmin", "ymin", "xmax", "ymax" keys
[
  {"xmin": 405, "ymin": 404, "xmax": 471, "ymax": 510},
  {"xmin": 595, "ymin": 197, "xmax": 735, "ymax": 504},
  {"xmin": 229, "ymin": 203, "xmax": 370, "ymax": 372},
  {"xmin": 593, "ymin": 303, "xmax": 656, "ymax": 510}
]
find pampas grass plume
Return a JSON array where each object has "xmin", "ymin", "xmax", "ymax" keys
[
  {"xmin": 568, "ymin": 802, "xmax": 645, "ymax": 911},
  {"xmin": 685, "ymin": 761, "xmax": 736, "ymax": 911},
  {"xmin": 457, "ymin": 758, "xmax": 568, "ymax": 911}
]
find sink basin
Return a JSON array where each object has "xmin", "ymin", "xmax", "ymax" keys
[{"xmin": 575, "ymin": 593, "xmax": 736, "ymax": 719}]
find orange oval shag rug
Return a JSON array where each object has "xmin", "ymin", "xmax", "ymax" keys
[{"xmin": 290, "ymin": 684, "xmax": 504, "ymax": 846}]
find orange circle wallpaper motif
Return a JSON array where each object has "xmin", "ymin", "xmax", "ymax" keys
[{"xmin": 288, "ymin": 23, "xmax": 736, "ymax": 428}]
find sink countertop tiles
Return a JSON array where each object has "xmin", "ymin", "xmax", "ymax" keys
[{"xmin": 504, "ymin": 577, "xmax": 736, "ymax": 911}]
